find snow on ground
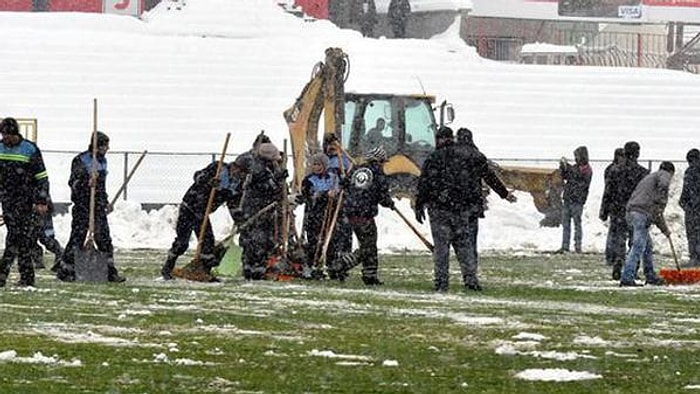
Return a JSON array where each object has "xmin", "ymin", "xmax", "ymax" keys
[
  {"xmin": 1, "ymin": 0, "xmax": 699, "ymax": 258},
  {"xmin": 515, "ymin": 368, "xmax": 603, "ymax": 381}
]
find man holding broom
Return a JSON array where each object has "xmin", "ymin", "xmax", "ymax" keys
[{"xmin": 619, "ymin": 161, "xmax": 675, "ymax": 287}]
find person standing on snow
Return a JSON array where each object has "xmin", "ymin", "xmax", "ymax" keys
[
  {"xmin": 388, "ymin": 0, "xmax": 411, "ymax": 38},
  {"xmin": 414, "ymin": 126, "xmax": 516, "ymax": 293},
  {"xmin": 328, "ymin": 146, "xmax": 395, "ymax": 285},
  {"xmin": 606, "ymin": 141, "xmax": 649, "ymax": 280},
  {"xmin": 619, "ymin": 161, "xmax": 675, "ymax": 287},
  {"xmin": 57, "ymin": 131, "xmax": 126, "ymax": 283},
  {"xmin": 600, "ymin": 147, "xmax": 626, "ymax": 266},
  {"xmin": 0, "ymin": 117, "xmax": 50, "ymax": 287},
  {"xmin": 679, "ymin": 148, "xmax": 700, "ymax": 267},
  {"xmin": 161, "ymin": 161, "xmax": 244, "ymax": 280},
  {"xmin": 357, "ymin": 0, "xmax": 377, "ymax": 37},
  {"xmin": 557, "ymin": 146, "xmax": 592, "ymax": 254}
]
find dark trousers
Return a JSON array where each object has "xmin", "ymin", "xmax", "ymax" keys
[
  {"xmin": 33, "ymin": 213, "xmax": 64, "ymax": 257},
  {"xmin": 686, "ymin": 213, "xmax": 700, "ymax": 265},
  {"xmin": 348, "ymin": 217, "xmax": 379, "ymax": 279},
  {"xmin": 62, "ymin": 204, "xmax": 114, "ymax": 268},
  {"xmin": 0, "ymin": 201, "xmax": 36, "ymax": 284},
  {"xmin": 239, "ymin": 215, "xmax": 276, "ymax": 279},
  {"xmin": 429, "ymin": 208, "xmax": 479, "ymax": 290},
  {"xmin": 165, "ymin": 204, "xmax": 215, "ymax": 269},
  {"xmin": 605, "ymin": 214, "xmax": 628, "ymax": 265}
]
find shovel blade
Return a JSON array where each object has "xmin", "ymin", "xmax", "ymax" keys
[{"xmin": 74, "ymin": 243, "xmax": 109, "ymax": 282}]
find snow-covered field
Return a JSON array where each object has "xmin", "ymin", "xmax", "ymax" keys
[{"xmin": 1, "ymin": 0, "xmax": 699, "ymax": 257}]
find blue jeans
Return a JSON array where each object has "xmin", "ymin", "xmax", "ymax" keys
[
  {"xmin": 621, "ymin": 211, "xmax": 658, "ymax": 283},
  {"xmin": 561, "ymin": 201, "xmax": 583, "ymax": 251}
]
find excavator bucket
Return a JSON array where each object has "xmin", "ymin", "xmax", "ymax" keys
[{"xmin": 495, "ymin": 165, "xmax": 563, "ymax": 227}]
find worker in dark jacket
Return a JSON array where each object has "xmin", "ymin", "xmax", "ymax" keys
[
  {"xmin": 299, "ymin": 152, "xmax": 340, "ymax": 274},
  {"xmin": 328, "ymin": 146, "xmax": 394, "ymax": 285},
  {"xmin": 680, "ymin": 148, "xmax": 700, "ymax": 267},
  {"xmin": 57, "ymin": 131, "xmax": 125, "ymax": 283},
  {"xmin": 323, "ymin": 133, "xmax": 353, "ymax": 260},
  {"xmin": 600, "ymin": 147, "xmax": 625, "ymax": 266},
  {"xmin": 239, "ymin": 142, "xmax": 287, "ymax": 280},
  {"xmin": 388, "ymin": 0, "xmax": 411, "ymax": 38},
  {"xmin": 558, "ymin": 146, "xmax": 592, "ymax": 253},
  {"xmin": 605, "ymin": 141, "xmax": 649, "ymax": 279},
  {"xmin": 161, "ymin": 161, "xmax": 244, "ymax": 280},
  {"xmin": 620, "ymin": 161, "xmax": 674, "ymax": 287},
  {"xmin": 357, "ymin": 0, "xmax": 377, "ymax": 37},
  {"xmin": 415, "ymin": 127, "xmax": 516, "ymax": 292},
  {"xmin": 0, "ymin": 117, "xmax": 50, "ymax": 287}
]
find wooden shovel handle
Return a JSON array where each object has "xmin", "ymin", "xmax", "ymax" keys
[{"xmin": 194, "ymin": 133, "xmax": 231, "ymax": 262}]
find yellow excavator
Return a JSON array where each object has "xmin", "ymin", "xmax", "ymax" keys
[{"xmin": 284, "ymin": 47, "xmax": 562, "ymax": 226}]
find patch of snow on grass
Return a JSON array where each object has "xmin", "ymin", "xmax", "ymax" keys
[
  {"xmin": 307, "ymin": 349, "xmax": 373, "ymax": 361},
  {"xmin": 512, "ymin": 332, "xmax": 547, "ymax": 341},
  {"xmin": 574, "ymin": 335, "xmax": 609, "ymax": 345},
  {"xmin": 515, "ymin": 368, "xmax": 602, "ymax": 381},
  {"xmin": 0, "ymin": 350, "xmax": 81, "ymax": 366}
]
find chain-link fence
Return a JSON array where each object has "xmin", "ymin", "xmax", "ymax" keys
[{"xmin": 41, "ymin": 150, "xmax": 688, "ymax": 210}]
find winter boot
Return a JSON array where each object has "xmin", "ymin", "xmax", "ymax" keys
[
  {"xmin": 361, "ymin": 276, "xmax": 383, "ymax": 286},
  {"xmin": 612, "ymin": 261, "xmax": 622, "ymax": 281},
  {"xmin": 107, "ymin": 264, "xmax": 126, "ymax": 283},
  {"xmin": 161, "ymin": 252, "xmax": 178, "ymax": 280}
]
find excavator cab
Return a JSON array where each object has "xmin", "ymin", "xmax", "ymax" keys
[{"xmin": 340, "ymin": 93, "xmax": 448, "ymax": 197}]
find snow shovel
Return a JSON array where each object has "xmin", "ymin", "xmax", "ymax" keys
[
  {"xmin": 659, "ymin": 235, "xmax": 700, "ymax": 285},
  {"xmin": 211, "ymin": 235, "xmax": 242, "ymax": 277},
  {"xmin": 173, "ymin": 132, "xmax": 231, "ymax": 282},
  {"xmin": 75, "ymin": 98, "xmax": 109, "ymax": 282},
  {"xmin": 393, "ymin": 206, "xmax": 434, "ymax": 252}
]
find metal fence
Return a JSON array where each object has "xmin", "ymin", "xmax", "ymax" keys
[
  {"xmin": 466, "ymin": 30, "xmax": 700, "ymax": 73},
  {"xmin": 41, "ymin": 150, "xmax": 687, "ymax": 213}
]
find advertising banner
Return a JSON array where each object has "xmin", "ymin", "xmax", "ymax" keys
[{"xmin": 104, "ymin": 0, "xmax": 140, "ymax": 15}]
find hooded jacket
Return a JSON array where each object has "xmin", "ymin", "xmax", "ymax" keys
[{"xmin": 560, "ymin": 146, "xmax": 592, "ymax": 205}]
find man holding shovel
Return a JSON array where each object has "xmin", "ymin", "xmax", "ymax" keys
[
  {"xmin": 0, "ymin": 117, "xmax": 50, "ymax": 287},
  {"xmin": 161, "ymin": 160, "xmax": 243, "ymax": 280},
  {"xmin": 57, "ymin": 131, "xmax": 125, "ymax": 283}
]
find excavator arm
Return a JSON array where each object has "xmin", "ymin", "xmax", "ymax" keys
[{"xmin": 283, "ymin": 47, "xmax": 348, "ymax": 191}]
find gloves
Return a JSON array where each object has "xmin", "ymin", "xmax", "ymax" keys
[
  {"xmin": 275, "ymin": 169, "xmax": 289, "ymax": 181},
  {"xmin": 414, "ymin": 205, "xmax": 425, "ymax": 224},
  {"xmin": 229, "ymin": 208, "xmax": 244, "ymax": 224},
  {"xmin": 599, "ymin": 210, "xmax": 608, "ymax": 221},
  {"xmin": 208, "ymin": 177, "xmax": 221, "ymax": 189},
  {"xmin": 505, "ymin": 192, "xmax": 517, "ymax": 203},
  {"xmin": 289, "ymin": 193, "xmax": 304, "ymax": 205}
]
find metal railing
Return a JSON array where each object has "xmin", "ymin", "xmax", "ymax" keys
[{"xmin": 40, "ymin": 149, "xmax": 686, "ymax": 212}]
